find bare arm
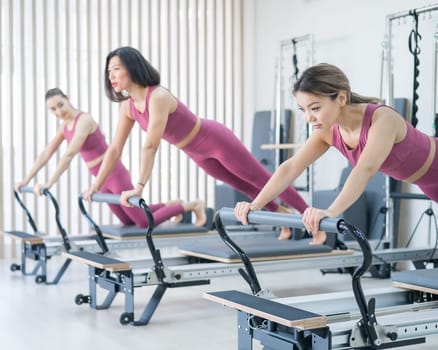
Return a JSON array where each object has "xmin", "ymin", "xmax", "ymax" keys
[
  {"xmin": 327, "ymin": 109, "xmax": 400, "ymax": 217},
  {"xmin": 119, "ymin": 88, "xmax": 170, "ymax": 206},
  {"xmin": 302, "ymin": 107, "xmax": 402, "ymax": 234},
  {"xmin": 137, "ymin": 89, "xmax": 170, "ymax": 186},
  {"xmin": 235, "ymin": 130, "xmax": 330, "ymax": 224},
  {"xmin": 87, "ymin": 101, "xmax": 135, "ymax": 194},
  {"xmin": 38, "ymin": 113, "xmax": 96, "ymax": 190},
  {"xmin": 15, "ymin": 125, "xmax": 64, "ymax": 191}
]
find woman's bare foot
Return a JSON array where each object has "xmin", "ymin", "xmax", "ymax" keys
[
  {"xmin": 278, "ymin": 226, "xmax": 292, "ymax": 240},
  {"xmin": 167, "ymin": 199, "xmax": 184, "ymax": 223},
  {"xmin": 182, "ymin": 200, "xmax": 207, "ymax": 226},
  {"xmin": 276, "ymin": 205, "xmax": 292, "ymax": 214},
  {"xmin": 276, "ymin": 205, "xmax": 293, "ymax": 240},
  {"xmin": 310, "ymin": 231, "xmax": 327, "ymax": 245}
]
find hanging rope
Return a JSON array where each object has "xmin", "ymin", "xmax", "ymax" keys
[
  {"xmin": 291, "ymin": 39, "xmax": 299, "ymax": 80},
  {"xmin": 408, "ymin": 9, "xmax": 422, "ymax": 128}
]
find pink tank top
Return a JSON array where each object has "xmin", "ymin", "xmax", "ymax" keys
[
  {"xmin": 331, "ymin": 103, "xmax": 432, "ymax": 181},
  {"xmin": 63, "ymin": 112, "xmax": 108, "ymax": 162},
  {"xmin": 129, "ymin": 86, "xmax": 198, "ymax": 145}
]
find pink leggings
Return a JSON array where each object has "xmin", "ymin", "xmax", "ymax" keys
[
  {"xmin": 182, "ymin": 119, "xmax": 308, "ymax": 213},
  {"xmin": 89, "ymin": 161, "xmax": 184, "ymax": 227},
  {"xmin": 414, "ymin": 138, "xmax": 438, "ymax": 202}
]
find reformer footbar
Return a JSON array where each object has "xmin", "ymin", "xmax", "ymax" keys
[
  {"xmin": 1, "ymin": 186, "xmax": 73, "ymax": 284},
  {"xmin": 65, "ymin": 193, "xmax": 210, "ymax": 326},
  {"xmin": 205, "ymin": 208, "xmax": 435, "ymax": 349}
]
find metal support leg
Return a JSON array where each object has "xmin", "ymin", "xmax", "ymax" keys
[
  {"xmin": 45, "ymin": 258, "xmax": 72, "ymax": 285},
  {"xmin": 134, "ymin": 284, "xmax": 168, "ymax": 326},
  {"xmin": 237, "ymin": 311, "xmax": 253, "ymax": 350},
  {"xmin": 37, "ymin": 246, "xmax": 48, "ymax": 282},
  {"xmin": 21, "ymin": 244, "xmax": 42, "ymax": 276},
  {"xmin": 88, "ymin": 267, "xmax": 117, "ymax": 310},
  {"xmin": 123, "ymin": 274, "xmax": 134, "ymax": 315}
]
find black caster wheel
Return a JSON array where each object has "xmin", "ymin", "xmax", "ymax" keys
[
  {"xmin": 120, "ymin": 312, "xmax": 134, "ymax": 325},
  {"xmin": 35, "ymin": 275, "xmax": 46, "ymax": 284},
  {"xmin": 10, "ymin": 264, "xmax": 21, "ymax": 272},
  {"xmin": 75, "ymin": 294, "xmax": 90, "ymax": 305}
]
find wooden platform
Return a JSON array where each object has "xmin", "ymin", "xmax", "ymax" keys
[
  {"xmin": 393, "ymin": 281, "xmax": 438, "ymax": 295},
  {"xmin": 0, "ymin": 230, "xmax": 44, "ymax": 245},
  {"xmin": 392, "ymin": 269, "xmax": 438, "ymax": 295},
  {"xmin": 204, "ymin": 290, "xmax": 326, "ymax": 330},
  {"xmin": 180, "ymin": 247, "xmax": 353, "ymax": 263},
  {"xmin": 63, "ymin": 251, "xmax": 131, "ymax": 272}
]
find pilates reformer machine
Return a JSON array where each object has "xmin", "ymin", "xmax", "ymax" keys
[
  {"xmin": 1, "ymin": 186, "xmax": 77, "ymax": 284},
  {"xmin": 64, "ymin": 195, "xmax": 438, "ymax": 327},
  {"xmin": 1, "ymin": 186, "xmax": 215, "ymax": 285},
  {"xmin": 65, "ymin": 194, "xmax": 353, "ymax": 325},
  {"xmin": 205, "ymin": 208, "xmax": 438, "ymax": 349}
]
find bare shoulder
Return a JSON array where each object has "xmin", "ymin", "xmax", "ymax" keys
[
  {"xmin": 150, "ymin": 86, "xmax": 173, "ymax": 105},
  {"xmin": 56, "ymin": 123, "xmax": 66, "ymax": 137},
  {"xmin": 315, "ymin": 127, "xmax": 333, "ymax": 146},
  {"xmin": 371, "ymin": 105, "xmax": 407, "ymax": 140},
  {"xmin": 372, "ymin": 105, "xmax": 404, "ymax": 123},
  {"xmin": 120, "ymin": 100, "xmax": 133, "ymax": 119},
  {"xmin": 76, "ymin": 112, "xmax": 97, "ymax": 130},
  {"xmin": 79, "ymin": 112, "xmax": 96, "ymax": 124}
]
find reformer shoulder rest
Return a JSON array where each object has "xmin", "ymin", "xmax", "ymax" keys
[
  {"xmin": 204, "ymin": 290, "xmax": 327, "ymax": 330},
  {"xmin": 63, "ymin": 251, "xmax": 130, "ymax": 272}
]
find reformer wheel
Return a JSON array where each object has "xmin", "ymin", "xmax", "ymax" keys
[
  {"xmin": 35, "ymin": 275, "xmax": 46, "ymax": 284},
  {"xmin": 75, "ymin": 294, "xmax": 90, "ymax": 305},
  {"xmin": 119, "ymin": 312, "xmax": 134, "ymax": 325},
  {"xmin": 10, "ymin": 263, "xmax": 21, "ymax": 272}
]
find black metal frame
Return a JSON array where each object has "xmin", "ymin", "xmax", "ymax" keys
[
  {"xmin": 74, "ymin": 193, "xmax": 209, "ymax": 326},
  {"xmin": 8, "ymin": 186, "xmax": 72, "ymax": 285},
  {"xmin": 212, "ymin": 208, "xmax": 427, "ymax": 349}
]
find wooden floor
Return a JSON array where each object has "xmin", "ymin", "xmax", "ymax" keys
[{"xmin": 1, "ymin": 247, "xmax": 438, "ymax": 350}]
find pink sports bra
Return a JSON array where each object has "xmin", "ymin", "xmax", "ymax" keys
[
  {"xmin": 63, "ymin": 112, "xmax": 108, "ymax": 162},
  {"xmin": 128, "ymin": 86, "xmax": 198, "ymax": 145},
  {"xmin": 331, "ymin": 103, "xmax": 432, "ymax": 181}
]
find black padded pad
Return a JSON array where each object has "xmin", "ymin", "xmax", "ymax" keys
[
  {"xmin": 392, "ymin": 269, "xmax": 438, "ymax": 291},
  {"xmin": 64, "ymin": 251, "xmax": 130, "ymax": 272},
  {"xmin": 100, "ymin": 221, "xmax": 208, "ymax": 238},
  {"xmin": 204, "ymin": 290, "xmax": 326, "ymax": 329},
  {"xmin": 1, "ymin": 230, "xmax": 44, "ymax": 244},
  {"xmin": 179, "ymin": 236, "xmax": 335, "ymax": 262}
]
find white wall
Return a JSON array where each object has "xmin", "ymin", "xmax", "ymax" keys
[{"xmin": 244, "ymin": 0, "xmax": 438, "ymax": 249}]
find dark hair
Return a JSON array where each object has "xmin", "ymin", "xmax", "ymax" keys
[
  {"xmin": 293, "ymin": 63, "xmax": 380, "ymax": 104},
  {"xmin": 45, "ymin": 88, "xmax": 68, "ymax": 101},
  {"xmin": 104, "ymin": 46, "xmax": 161, "ymax": 102}
]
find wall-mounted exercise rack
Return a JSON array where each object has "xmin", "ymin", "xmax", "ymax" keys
[
  {"xmin": 383, "ymin": 4, "xmax": 438, "ymax": 247},
  {"xmin": 271, "ymin": 33, "xmax": 314, "ymax": 202}
]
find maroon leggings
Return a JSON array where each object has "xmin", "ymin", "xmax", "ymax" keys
[
  {"xmin": 89, "ymin": 161, "xmax": 184, "ymax": 227},
  {"xmin": 182, "ymin": 119, "xmax": 308, "ymax": 213}
]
